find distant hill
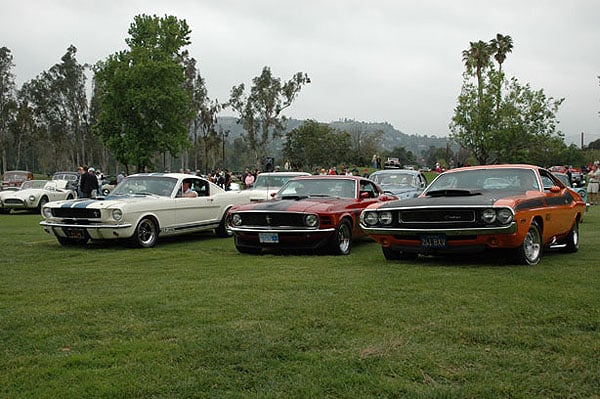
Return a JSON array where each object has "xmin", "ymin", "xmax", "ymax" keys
[{"xmin": 216, "ymin": 116, "xmax": 449, "ymax": 157}]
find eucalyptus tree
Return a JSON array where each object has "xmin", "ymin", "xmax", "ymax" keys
[
  {"xmin": 0, "ymin": 47, "xmax": 17, "ymax": 172},
  {"xmin": 283, "ymin": 120, "xmax": 352, "ymax": 170},
  {"xmin": 229, "ymin": 66, "xmax": 310, "ymax": 170},
  {"xmin": 93, "ymin": 14, "xmax": 193, "ymax": 172},
  {"xmin": 184, "ymin": 57, "xmax": 222, "ymax": 173},
  {"xmin": 19, "ymin": 45, "xmax": 89, "ymax": 171}
]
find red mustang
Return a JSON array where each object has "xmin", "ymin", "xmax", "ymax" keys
[
  {"xmin": 228, "ymin": 175, "xmax": 396, "ymax": 255},
  {"xmin": 360, "ymin": 165, "xmax": 586, "ymax": 265}
]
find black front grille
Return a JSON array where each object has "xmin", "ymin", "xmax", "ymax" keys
[
  {"xmin": 238, "ymin": 212, "xmax": 306, "ymax": 227},
  {"xmin": 4, "ymin": 199, "xmax": 25, "ymax": 206},
  {"xmin": 399, "ymin": 209, "xmax": 475, "ymax": 223},
  {"xmin": 52, "ymin": 208, "xmax": 101, "ymax": 219}
]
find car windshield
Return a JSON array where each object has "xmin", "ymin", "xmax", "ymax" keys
[
  {"xmin": 253, "ymin": 175, "xmax": 299, "ymax": 189},
  {"xmin": 427, "ymin": 168, "xmax": 540, "ymax": 193},
  {"xmin": 278, "ymin": 178, "xmax": 356, "ymax": 199},
  {"xmin": 371, "ymin": 172, "xmax": 419, "ymax": 188},
  {"xmin": 20, "ymin": 180, "xmax": 47, "ymax": 190},
  {"xmin": 111, "ymin": 176, "xmax": 177, "ymax": 197}
]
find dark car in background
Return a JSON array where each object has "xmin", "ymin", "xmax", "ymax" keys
[
  {"xmin": 1, "ymin": 170, "xmax": 33, "ymax": 191},
  {"xmin": 553, "ymin": 172, "xmax": 588, "ymax": 206},
  {"xmin": 368, "ymin": 169, "xmax": 428, "ymax": 199},
  {"xmin": 52, "ymin": 171, "xmax": 80, "ymax": 191}
]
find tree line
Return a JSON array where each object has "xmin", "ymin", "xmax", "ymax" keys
[{"xmin": 1, "ymin": 18, "xmax": 596, "ymax": 177}]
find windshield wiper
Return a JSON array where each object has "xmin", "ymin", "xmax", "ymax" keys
[
  {"xmin": 426, "ymin": 189, "xmax": 481, "ymax": 197},
  {"xmin": 281, "ymin": 195, "xmax": 307, "ymax": 200}
]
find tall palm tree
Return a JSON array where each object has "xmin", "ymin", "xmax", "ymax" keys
[
  {"xmin": 490, "ymin": 34, "xmax": 513, "ymax": 112},
  {"xmin": 462, "ymin": 40, "xmax": 493, "ymax": 99},
  {"xmin": 490, "ymin": 33, "xmax": 513, "ymax": 74}
]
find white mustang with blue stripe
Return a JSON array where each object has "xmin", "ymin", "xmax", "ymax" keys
[{"xmin": 40, "ymin": 172, "xmax": 253, "ymax": 248}]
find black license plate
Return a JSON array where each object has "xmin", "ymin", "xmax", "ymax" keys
[
  {"xmin": 64, "ymin": 228, "xmax": 86, "ymax": 239},
  {"xmin": 420, "ymin": 234, "xmax": 447, "ymax": 249}
]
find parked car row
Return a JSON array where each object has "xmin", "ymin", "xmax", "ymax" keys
[
  {"xmin": 3, "ymin": 165, "xmax": 586, "ymax": 266},
  {"xmin": 0, "ymin": 178, "xmax": 78, "ymax": 214},
  {"xmin": 1, "ymin": 170, "xmax": 33, "ymax": 191}
]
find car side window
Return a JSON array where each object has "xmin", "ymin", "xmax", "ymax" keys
[
  {"xmin": 540, "ymin": 170, "xmax": 559, "ymax": 191},
  {"xmin": 196, "ymin": 180, "xmax": 209, "ymax": 196},
  {"xmin": 360, "ymin": 181, "xmax": 377, "ymax": 198}
]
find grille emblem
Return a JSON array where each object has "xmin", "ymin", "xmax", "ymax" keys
[
  {"xmin": 265, "ymin": 215, "xmax": 272, "ymax": 225},
  {"xmin": 445, "ymin": 215, "xmax": 463, "ymax": 220}
]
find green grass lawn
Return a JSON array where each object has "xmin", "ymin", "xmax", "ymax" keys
[{"xmin": 1, "ymin": 209, "xmax": 598, "ymax": 398}]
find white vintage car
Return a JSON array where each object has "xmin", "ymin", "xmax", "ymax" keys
[
  {"xmin": 40, "ymin": 172, "xmax": 254, "ymax": 248},
  {"xmin": 0, "ymin": 179, "xmax": 77, "ymax": 214}
]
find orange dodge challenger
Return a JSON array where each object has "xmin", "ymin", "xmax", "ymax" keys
[{"xmin": 360, "ymin": 164, "xmax": 586, "ymax": 265}]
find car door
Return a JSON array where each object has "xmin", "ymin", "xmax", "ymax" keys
[
  {"xmin": 540, "ymin": 171, "xmax": 577, "ymax": 238},
  {"xmin": 175, "ymin": 178, "xmax": 221, "ymax": 229}
]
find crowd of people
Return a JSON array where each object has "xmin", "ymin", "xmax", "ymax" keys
[{"xmin": 73, "ymin": 159, "xmax": 600, "ymax": 206}]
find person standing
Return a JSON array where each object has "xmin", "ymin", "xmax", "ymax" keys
[
  {"xmin": 79, "ymin": 166, "xmax": 92, "ymax": 198},
  {"xmin": 587, "ymin": 163, "xmax": 600, "ymax": 205},
  {"xmin": 76, "ymin": 166, "xmax": 85, "ymax": 197}
]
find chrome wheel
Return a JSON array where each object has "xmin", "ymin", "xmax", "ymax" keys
[
  {"xmin": 561, "ymin": 220, "xmax": 579, "ymax": 253},
  {"xmin": 130, "ymin": 217, "xmax": 158, "ymax": 248},
  {"xmin": 514, "ymin": 221, "xmax": 542, "ymax": 265},
  {"xmin": 329, "ymin": 219, "xmax": 352, "ymax": 255}
]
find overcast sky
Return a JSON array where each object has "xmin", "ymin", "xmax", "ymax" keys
[{"xmin": 2, "ymin": 0, "xmax": 599, "ymax": 145}]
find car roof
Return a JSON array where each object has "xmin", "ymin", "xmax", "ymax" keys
[
  {"xmin": 370, "ymin": 169, "xmax": 420, "ymax": 175},
  {"xmin": 256, "ymin": 172, "xmax": 310, "ymax": 177},
  {"xmin": 127, "ymin": 172, "xmax": 207, "ymax": 180},
  {"xmin": 291, "ymin": 175, "xmax": 365, "ymax": 181},
  {"xmin": 443, "ymin": 164, "xmax": 539, "ymax": 173}
]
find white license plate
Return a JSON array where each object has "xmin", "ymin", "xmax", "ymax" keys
[{"xmin": 259, "ymin": 232, "xmax": 279, "ymax": 243}]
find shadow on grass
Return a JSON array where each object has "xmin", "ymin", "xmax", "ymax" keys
[{"xmin": 390, "ymin": 247, "xmax": 570, "ymax": 268}]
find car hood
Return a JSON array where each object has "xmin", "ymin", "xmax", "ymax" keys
[
  {"xmin": 376, "ymin": 189, "xmax": 528, "ymax": 209},
  {"xmin": 1, "ymin": 188, "xmax": 45, "ymax": 199},
  {"xmin": 233, "ymin": 197, "xmax": 352, "ymax": 213},
  {"xmin": 48, "ymin": 195, "xmax": 168, "ymax": 209}
]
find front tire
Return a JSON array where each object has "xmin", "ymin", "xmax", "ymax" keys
[
  {"xmin": 514, "ymin": 221, "xmax": 542, "ymax": 265},
  {"xmin": 328, "ymin": 219, "xmax": 352, "ymax": 255},
  {"xmin": 37, "ymin": 196, "xmax": 49, "ymax": 212},
  {"xmin": 215, "ymin": 212, "xmax": 233, "ymax": 238},
  {"xmin": 129, "ymin": 217, "xmax": 159, "ymax": 248},
  {"xmin": 561, "ymin": 220, "xmax": 579, "ymax": 253}
]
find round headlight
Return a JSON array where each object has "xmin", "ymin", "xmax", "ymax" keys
[
  {"xmin": 362, "ymin": 211, "xmax": 379, "ymax": 226},
  {"xmin": 42, "ymin": 207, "xmax": 53, "ymax": 218},
  {"xmin": 29, "ymin": 195, "xmax": 36, "ymax": 202},
  {"xmin": 481, "ymin": 209, "xmax": 497, "ymax": 224},
  {"xmin": 496, "ymin": 208, "xmax": 514, "ymax": 224},
  {"xmin": 112, "ymin": 209, "xmax": 123, "ymax": 221},
  {"xmin": 231, "ymin": 213, "xmax": 242, "ymax": 226},
  {"xmin": 304, "ymin": 214, "xmax": 319, "ymax": 227},
  {"xmin": 378, "ymin": 211, "xmax": 393, "ymax": 225}
]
